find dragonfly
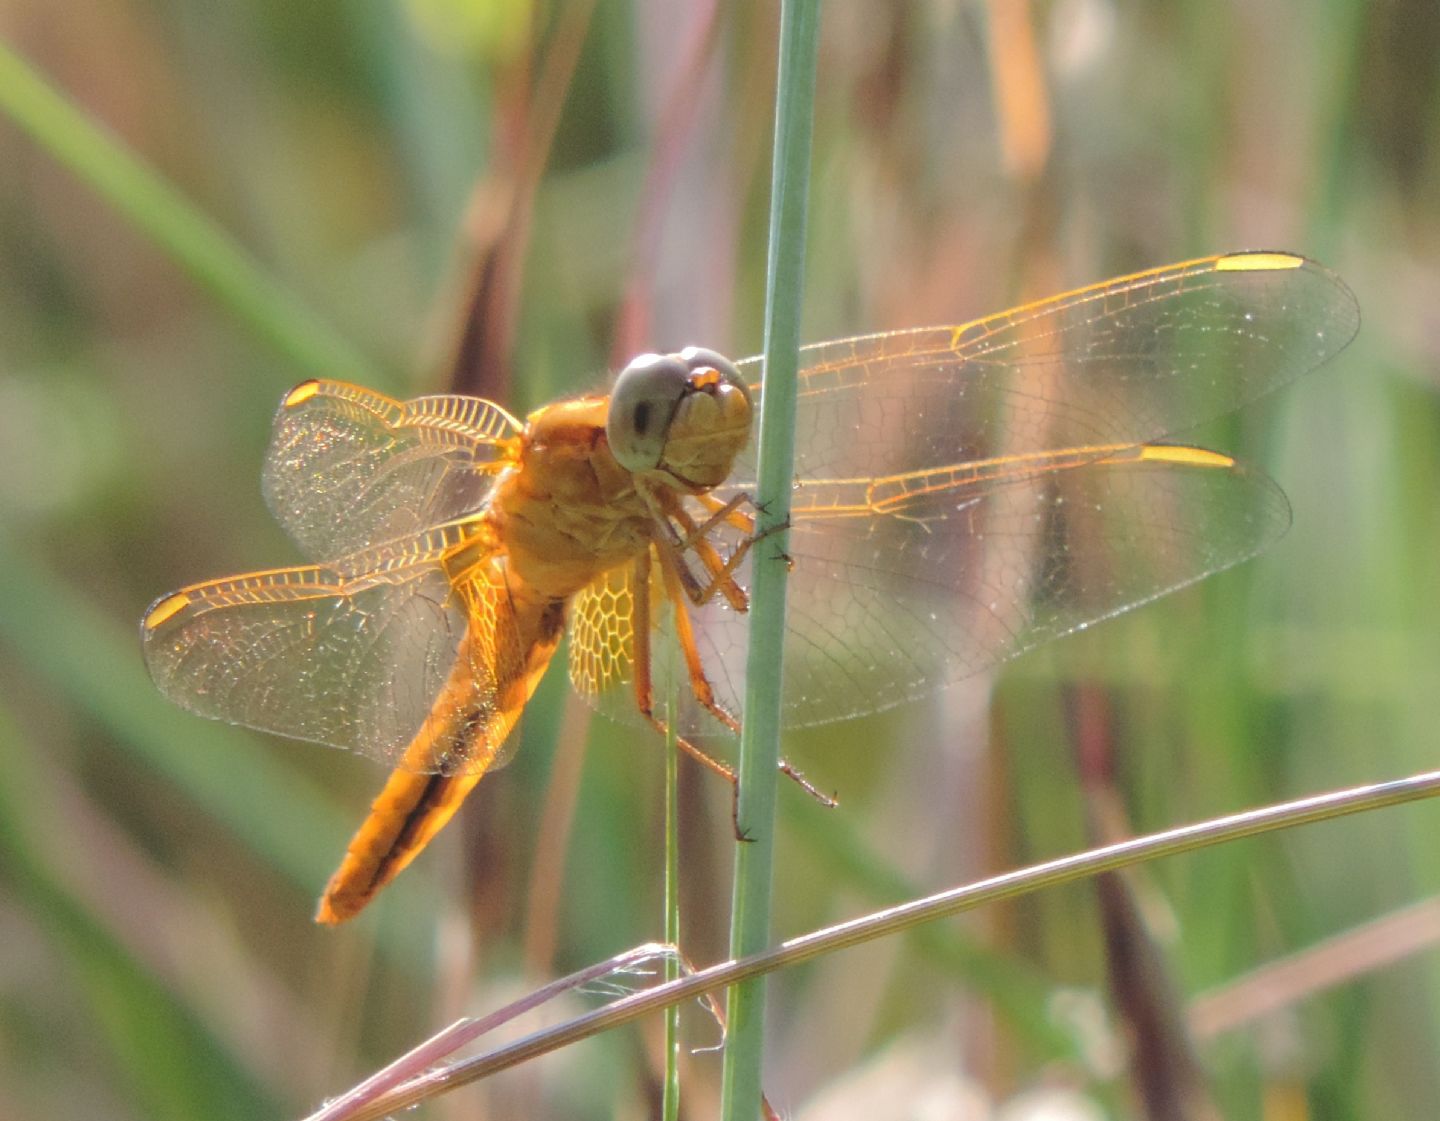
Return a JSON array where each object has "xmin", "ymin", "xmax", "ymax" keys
[{"xmin": 141, "ymin": 251, "xmax": 1358, "ymax": 924}]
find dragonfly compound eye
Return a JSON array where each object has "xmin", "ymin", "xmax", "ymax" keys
[
  {"xmin": 678, "ymin": 346, "xmax": 750, "ymax": 401},
  {"xmin": 608, "ymin": 352, "xmax": 690, "ymax": 472}
]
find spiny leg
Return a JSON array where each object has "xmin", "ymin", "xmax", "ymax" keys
[
  {"xmin": 685, "ymin": 490, "xmax": 757, "ymax": 542},
  {"xmin": 692, "ymin": 491, "xmax": 793, "ymax": 569},
  {"xmin": 629, "ymin": 548, "xmax": 747, "ymax": 790},
  {"xmin": 635, "ymin": 480, "xmax": 758, "ymax": 611},
  {"xmin": 651, "ymin": 544, "xmax": 837, "ymax": 815},
  {"xmin": 647, "ymin": 499, "xmax": 749, "ymax": 612},
  {"xmin": 654, "ymin": 544, "xmax": 734, "ymax": 726},
  {"xmin": 635, "ymin": 478, "xmax": 791, "ymax": 612},
  {"xmin": 664, "ymin": 491, "xmax": 761, "ymax": 599},
  {"xmin": 662, "ymin": 488, "xmax": 795, "ymax": 604}
]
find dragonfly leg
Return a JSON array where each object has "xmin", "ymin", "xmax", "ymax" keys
[
  {"xmin": 654, "ymin": 543, "xmax": 737, "ymax": 727},
  {"xmin": 683, "ymin": 490, "xmax": 798, "ymax": 585},
  {"xmin": 652, "ymin": 545, "xmax": 838, "ymax": 814},
  {"xmin": 648, "ymin": 507, "xmax": 749, "ymax": 612},
  {"xmin": 629, "ymin": 548, "xmax": 744, "ymax": 787},
  {"xmin": 650, "ymin": 488, "xmax": 791, "ymax": 610},
  {"xmin": 686, "ymin": 490, "xmax": 757, "ymax": 541},
  {"xmin": 687, "ymin": 513, "xmax": 793, "ymax": 602},
  {"xmin": 692, "ymin": 490, "xmax": 793, "ymax": 548}
]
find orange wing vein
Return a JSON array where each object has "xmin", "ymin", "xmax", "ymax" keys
[
  {"xmin": 141, "ymin": 517, "xmax": 510, "ymax": 773},
  {"xmin": 263, "ymin": 378, "xmax": 521, "ymax": 562}
]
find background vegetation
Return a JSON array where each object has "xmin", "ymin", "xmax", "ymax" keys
[{"xmin": 3, "ymin": 1, "xmax": 1439, "ymax": 1118}]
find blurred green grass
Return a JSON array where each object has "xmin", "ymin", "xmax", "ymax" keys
[{"xmin": 3, "ymin": 2, "xmax": 1440, "ymax": 1119}]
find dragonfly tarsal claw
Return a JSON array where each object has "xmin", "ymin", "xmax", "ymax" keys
[
  {"xmin": 753, "ymin": 511, "xmax": 791, "ymax": 537},
  {"xmin": 779, "ymin": 758, "xmax": 837, "ymax": 808},
  {"xmin": 748, "ymin": 512, "xmax": 793, "ymax": 567}
]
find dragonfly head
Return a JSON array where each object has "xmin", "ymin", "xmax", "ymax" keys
[{"xmin": 607, "ymin": 347, "xmax": 753, "ymax": 489}]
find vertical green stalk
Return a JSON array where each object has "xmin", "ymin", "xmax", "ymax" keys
[
  {"xmin": 661, "ymin": 688, "xmax": 681, "ymax": 1121},
  {"xmin": 0, "ymin": 41, "xmax": 384, "ymax": 387},
  {"xmin": 719, "ymin": 2, "xmax": 821, "ymax": 1118}
]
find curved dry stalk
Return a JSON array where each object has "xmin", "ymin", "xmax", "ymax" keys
[
  {"xmin": 1189, "ymin": 893, "xmax": 1440, "ymax": 1040},
  {"xmin": 317, "ymin": 766, "xmax": 1440, "ymax": 1121},
  {"xmin": 306, "ymin": 943, "xmax": 683, "ymax": 1121}
]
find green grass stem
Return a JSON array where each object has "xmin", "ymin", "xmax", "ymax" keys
[
  {"xmin": 662, "ymin": 688, "xmax": 681, "ymax": 1121},
  {"xmin": 720, "ymin": 3, "xmax": 822, "ymax": 1118}
]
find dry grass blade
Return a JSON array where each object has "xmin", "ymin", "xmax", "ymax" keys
[
  {"xmin": 1190, "ymin": 895, "xmax": 1440, "ymax": 1040},
  {"xmin": 321, "ymin": 768, "xmax": 1440, "ymax": 1120},
  {"xmin": 306, "ymin": 943, "xmax": 687, "ymax": 1121}
]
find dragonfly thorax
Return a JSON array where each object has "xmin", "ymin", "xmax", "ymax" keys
[{"xmin": 489, "ymin": 397, "xmax": 656, "ymax": 603}]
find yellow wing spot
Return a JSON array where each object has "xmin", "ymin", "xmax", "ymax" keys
[
  {"xmin": 144, "ymin": 592, "xmax": 192, "ymax": 629},
  {"xmin": 1138, "ymin": 445, "xmax": 1236, "ymax": 469},
  {"xmin": 1214, "ymin": 252, "xmax": 1304, "ymax": 273},
  {"xmin": 282, "ymin": 380, "xmax": 322, "ymax": 408}
]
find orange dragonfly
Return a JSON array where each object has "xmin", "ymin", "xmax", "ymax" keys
[{"xmin": 141, "ymin": 251, "xmax": 1358, "ymax": 923}]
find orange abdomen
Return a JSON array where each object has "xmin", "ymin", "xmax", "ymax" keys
[{"xmin": 316, "ymin": 591, "xmax": 565, "ymax": 923}]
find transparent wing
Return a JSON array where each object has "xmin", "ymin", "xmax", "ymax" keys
[
  {"xmin": 734, "ymin": 252, "xmax": 1358, "ymax": 482},
  {"xmin": 141, "ymin": 518, "xmax": 517, "ymax": 774},
  {"xmin": 262, "ymin": 379, "xmax": 522, "ymax": 562},
  {"xmin": 572, "ymin": 447, "xmax": 1290, "ymax": 733},
  {"xmin": 571, "ymin": 252, "xmax": 1358, "ymax": 733},
  {"xmin": 705, "ymin": 445, "xmax": 1289, "ymax": 729}
]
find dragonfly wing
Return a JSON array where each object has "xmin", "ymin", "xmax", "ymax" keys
[
  {"xmin": 735, "ymin": 252, "xmax": 1358, "ymax": 480},
  {"xmin": 684, "ymin": 253, "xmax": 1356, "ymax": 729},
  {"xmin": 263, "ymin": 379, "xmax": 521, "ymax": 561},
  {"xmin": 141, "ymin": 521, "xmax": 514, "ymax": 773},
  {"xmin": 681, "ymin": 447, "xmax": 1289, "ymax": 729},
  {"xmin": 573, "ymin": 254, "xmax": 1356, "ymax": 733}
]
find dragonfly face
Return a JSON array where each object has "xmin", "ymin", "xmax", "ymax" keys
[
  {"xmin": 141, "ymin": 251, "xmax": 1360, "ymax": 921},
  {"xmin": 606, "ymin": 346, "xmax": 754, "ymax": 488}
]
